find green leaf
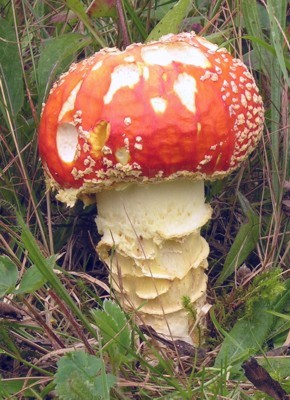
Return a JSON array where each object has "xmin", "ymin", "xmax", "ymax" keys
[
  {"xmin": 88, "ymin": 0, "xmax": 117, "ymax": 18},
  {"xmin": 65, "ymin": 0, "xmax": 94, "ymax": 25},
  {"xmin": 0, "ymin": 377, "xmax": 39, "ymax": 399},
  {"xmin": 103, "ymin": 300, "xmax": 131, "ymax": 351},
  {"xmin": 0, "ymin": 18, "xmax": 24, "ymax": 117},
  {"xmin": 0, "ymin": 256, "xmax": 18, "ymax": 297},
  {"xmin": 258, "ymin": 356, "xmax": 290, "ymax": 379},
  {"xmin": 91, "ymin": 299, "xmax": 131, "ymax": 355},
  {"xmin": 146, "ymin": 0, "xmax": 191, "ymax": 42},
  {"xmin": 54, "ymin": 351, "xmax": 116, "ymax": 400},
  {"xmin": 149, "ymin": 1, "xmax": 175, "ymax": 21},
  {"xmin": 64, "ymin": 0, "xmax": 106, "ymax": 47},
  {"xmin": 14, "ymin": 265, "xmax": 47, "ymax": 294},
  {"xmin": 37, "ymin": 33, "xmax": 91, "ymax": 103},
  {"xmin": 14, "ymin": 256, "xmax": 56, "ymax": 294},
  {"xmin": 214, "ymin": 300, "xmax": 275, "ymax": 376},
  {"xmin": 216, "ymin": 213, "xmax": 259, "ymax": 285},
  {"xmin": 214, "ymin": 279, "xmax": 290, "ymax": 376}
]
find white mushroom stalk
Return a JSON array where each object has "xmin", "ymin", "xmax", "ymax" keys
[{"xmin": 96, "ymin": 180, "xmax": 212, "ymax": 344}]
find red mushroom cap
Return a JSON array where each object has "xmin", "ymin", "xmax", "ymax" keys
[{"xmin": 38, "ymin": 32, "xmax": 264, "ymax": 197}]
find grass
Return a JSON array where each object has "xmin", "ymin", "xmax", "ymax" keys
[{"xmin": 0, "ymin": 0, "xmax": 289, "ymax": 398}]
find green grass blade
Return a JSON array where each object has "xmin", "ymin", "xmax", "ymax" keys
[
  {"xmin": 242, "ymin": 35, "xmax": 290, "ymax": 70},
  {"xmin": 267, "ymin": 0, "xmax": 289, "ymax": 84},
  {"xmin": 241, "ymin": 0, "xmax": 271, "ymax": 74},
  {"xmin": 123, "ymin": 0, "xmax": 147, "ymax": 40},
  {"xmin": 0, "ymin": 18, "xmax": 24, "ymax": 118},
  {"xmin": 216, "ymin": 193, "xmax": 260, "ymax": 285},
  {"xmin": 267, "ymin": 0, "xmax": 288, "ymax": 199},
  {"xmin": 64, "ymin": 0, "xmax": 107, "ymax": 47},
  {"xmin": 216, "ymin": 213, "xmax": 259, "ymax": 285},
  {"xmin": 18, "ymin": 214, "xmax": 99, "ymax": 341},
  {"xmin": 146, "ymin": 0, "xmax": 191, "ymax": 41}
]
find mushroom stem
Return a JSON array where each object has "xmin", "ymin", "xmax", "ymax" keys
[{"xmin": 96, "ymin": 179, "xmax": 212, "ymax": 344}]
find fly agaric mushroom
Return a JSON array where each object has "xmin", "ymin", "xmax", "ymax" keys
[{"xmin": 39, "ymin": 32, "xmax": 264, "ymax": 345}]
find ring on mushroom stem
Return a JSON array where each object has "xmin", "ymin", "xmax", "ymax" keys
[{"xmin": 38, "ymin": 32, "xmax": 264, "ymax": 345}]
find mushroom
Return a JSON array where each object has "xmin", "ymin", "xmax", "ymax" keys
[{"xmin": 38, "ymin": 32, "xmax": 264, "ymax": 345}]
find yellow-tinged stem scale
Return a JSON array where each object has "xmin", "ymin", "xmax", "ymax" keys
[{"xmin": 96, "ymin": 179, "xmax": 212, "ymax": 344}]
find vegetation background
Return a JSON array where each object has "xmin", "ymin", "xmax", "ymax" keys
[{"xmin": 0, "ymin": 0, "xmax": 289, "ymax": 398}]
